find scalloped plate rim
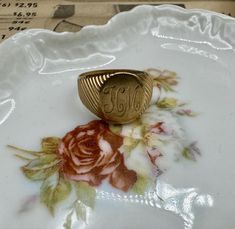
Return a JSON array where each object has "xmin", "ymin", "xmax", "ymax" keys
[{"xmin": 1, "ymin": 4, "xmax": 235, "ymax": 49}]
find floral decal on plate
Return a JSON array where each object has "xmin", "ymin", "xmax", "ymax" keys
[
  {"xmin": 8, "ymin": 68, "xmax": 201, "ymax": 228},
  {"xmin": 58, "ymin": 120, "xmax": 137, "ymax": 191}
]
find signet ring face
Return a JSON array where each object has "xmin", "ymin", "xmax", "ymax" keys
[{"xmin": 78, "ymin": 69, "xmax": 153, "ymax": 124}]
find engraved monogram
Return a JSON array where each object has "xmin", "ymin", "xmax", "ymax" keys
[
  {"xmin": 102, "ymin": 85, "xmax": 142, "ymax": 115},
  {"xmin": 100, "ymin": 75, "xmax": 144, "ymax": 122}
]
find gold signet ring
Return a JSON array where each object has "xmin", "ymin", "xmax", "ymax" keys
[{"xmin": 78, "ymin": 69, "xmax": 153, "ymax": 124}]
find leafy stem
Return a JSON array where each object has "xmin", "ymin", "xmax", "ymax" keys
[{"xmin": 7, "ymin": 144, "xmax": 44, "ymax": 157}]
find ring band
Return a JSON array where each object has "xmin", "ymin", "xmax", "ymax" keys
[{"xmin": 78, "ymin": 69, "xmax": 153, "ymax": 124}]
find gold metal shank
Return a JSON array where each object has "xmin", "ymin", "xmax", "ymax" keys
[{"xmin": 78, "ymin": 69, "xmax": 153, "ymax": 124}]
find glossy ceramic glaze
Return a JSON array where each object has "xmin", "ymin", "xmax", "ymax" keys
[{"xmin": 0, "ymin": 5, "xmax": 235, "ymax": 229}]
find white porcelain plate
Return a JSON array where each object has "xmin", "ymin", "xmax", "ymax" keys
[{"xmin": 0, "ymin": 5, "xmax": 235, "ymax": 229}]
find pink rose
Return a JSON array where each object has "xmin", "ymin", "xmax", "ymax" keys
[{"xmin": 58, "ymin": 120, "xmax": 137, "ymax": 192}]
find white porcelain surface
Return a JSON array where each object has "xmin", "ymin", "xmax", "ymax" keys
[{"xmin": 0, "ymin": 5, "xmax": 235, "ymax": 229}]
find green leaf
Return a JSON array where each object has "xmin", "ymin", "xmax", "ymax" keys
[
  {"xmin": 109, "ymin": 124, "xmax": 122, "ymax": 135},
  {"xmin": 182, "ymin": 142, "xmax": 200, "ymax": 161},
  {"xmin": 74, "ymin": 181, "xmax": 96, "ymax": 209},
  {"xmin": 123, "ymin": 137, "xmax": 140, "ymax": 157},
  {"xmin": 63, "ymin": 201, "xmax": 88, "ymax": 229},
  {"xmin": 161, "ymin": 83, "xmax": 175, "ymax": 92},
  {"xmin": 131, "ymin": 175, "xmax": 150, "ymax": 194},
  {"xmin": 182, "ymin": 147, "xmax": 191, "ymax": 159},
  {"xmin": 23, "ymin": 154, "xmax": 60, "ymax": 170},
  {"xmin": 41, "ymin": 137, "xmax": 61, "ymax": 154},
  {"xmin": 21, "ymin": 154, "xmax": 61, "ymax": 181},
  {"xmin": 75, "ymin": 201, "xmax": 87, "ymax": 222},
  {"xmin": 157, "ymin": 97, "xmax": 178, "ymax": 109},
  {"xmin": 22, "ymin": 165, "xmax": 58, "ymax": 181},
  {"xmin": 124, "ymin": 137, "xmax": 140, "ymax": 148},
  {"xmin": 63, "ymin": 211, "xmax": 73, "ymax": 229},
  {"xmin": 40, "ymin": 174, "xmax": 72, "ymax": 214}
]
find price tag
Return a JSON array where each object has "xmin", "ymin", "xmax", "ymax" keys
[{"xmin": 0, "ymin": 0, "xmax": 40, "ymax": 41}]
